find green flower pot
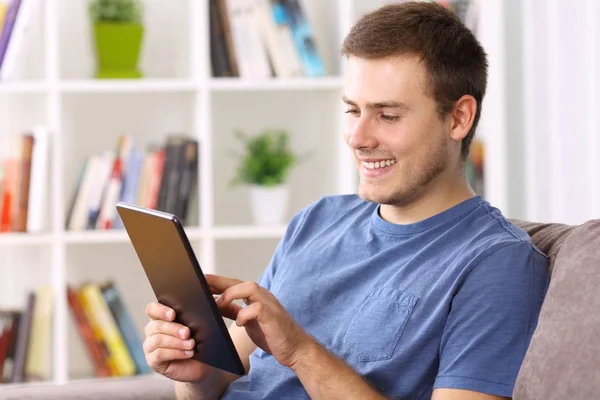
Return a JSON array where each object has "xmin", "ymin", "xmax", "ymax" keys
[{"xmin": 93, "ymin": 22, "xmax": 144, "ymax": 79}]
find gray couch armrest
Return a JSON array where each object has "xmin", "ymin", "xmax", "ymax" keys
[{"xmin": 0, "ymin": 374, "xmax": 175, "ymax": 400}]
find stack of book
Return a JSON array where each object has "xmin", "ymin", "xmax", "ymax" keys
[
  {"xmin": 67, "ymin": 281, "xmax": 152, "ymax": 379},
  {"xmin": 209, "ymin": 0, "xmax": 326, "ymax": 78},
  {"xmin": 0, "ymin": 285, "xmax": 52, "ymax": 383},
  {"xmin": 0, "ymin": 127, "xmax": 50, "ymax": 234},
  {"xmin": 65, "ymin": 134, "xmax": 199, "ymax": 231},
  {"xmin": 0, "ymin": 281, "xmax": 152, "ymax": 383}
]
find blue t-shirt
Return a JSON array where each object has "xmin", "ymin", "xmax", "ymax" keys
[{"xmin": 222, "ymin": 195, "xmax": 550, "ymax": 399}]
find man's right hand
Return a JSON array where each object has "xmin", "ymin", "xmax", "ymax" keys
[{"xmin": 144, "ymin": 301, "xmax": 215, "ymax": 382}]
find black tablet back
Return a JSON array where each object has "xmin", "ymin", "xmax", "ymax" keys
[{"xmin": 116, "ymin": 202, "xmax": 245, "ymax": 376}]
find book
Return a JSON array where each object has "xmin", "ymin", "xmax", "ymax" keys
[
  {"xmin": 11, "ymin": 133, "xmax": 34, "ymax": 232},
  {"xmin": 67, "ymin": 286, "xmax": 111, "ymax": 378},
  {"xmin": 0, "ymin": 1, "xmax": 8, "ymax": 33},
  {"xmin": 101, "ymin": 282, "xmax": 151, "ymax": 375},
  {"xmin": 79, "ymin": 283, "xmax": 135, "ymax": 376},
  {"xmin": 24, "ymin": 285, "xmax": 53, "ymax": 381},
  {"xmin": 0, "ymin": 0, "xmax": 22, "ymax": 72},
  {"xmin": 26, "ymin": 126, "xmax": 50, "ymax": 233},
  {"xmin": 280, "ymin": 0, "xmax": 325, "ymax": 77},
  {"xmin": 0, "ymin": 0, "xmax": 40, "ymax": 81}
]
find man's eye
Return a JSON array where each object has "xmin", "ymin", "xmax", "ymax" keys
[
  {"xmin": 381, "ymin": 114, "xmax": 400, "ymax": 122},
  {"xmin": 345, "ymin": 109, "xmax": 359, "ymax": 115}
]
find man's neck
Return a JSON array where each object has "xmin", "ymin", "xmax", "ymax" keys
[{"xmin": 379, "ymin": 174, "xmax": 476, "ymax": 226}]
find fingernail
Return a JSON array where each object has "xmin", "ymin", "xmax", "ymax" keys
[
  {"xmin": 179, "ymin": 327, "xmax": 188, "ymax": 338},
  {"xmin": 183, "ymin": 339, "xmax": 194, "ymax": 348},
  {"xmin": 185, "ymin": 350, "xmax": 194, "ymax": 357}
]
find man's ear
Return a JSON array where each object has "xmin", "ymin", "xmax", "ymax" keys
[{"xmin": 449, "ymin": 95, "xmax": 477, "ymax": 141}]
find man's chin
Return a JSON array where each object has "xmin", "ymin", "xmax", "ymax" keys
[
  {"xmin": 358, "ymin": 187, "xmax": 395, "ymax": 205},
  {"xmin": 357, "ymin": 184, "xmax": 415, "ymax": 206}
]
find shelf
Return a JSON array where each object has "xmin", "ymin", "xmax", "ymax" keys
[
  {"xmin": 213, "ymin": 225, "xmax": 287, "ymax": 240},
  {"xmin": 0, "ymin": 78, "xmax": 345, "ymax": 94},
  {"xmin": 0, "ymin": 232, "xmax": 53, "ymax": 246},
  {"xmin": 59, "ymin": 79, "xmax": 198, "ymax": 94},
  {"xmin": 208, "ymin": 76, "xmax": 343, "ymax": 92},
  {"xmin": 0, "ymin": 81, "xmax": 48, "ymax": 94},
  {"xmin": 63, "ymin": 227, "xmax": 204, "ymax": 244}
]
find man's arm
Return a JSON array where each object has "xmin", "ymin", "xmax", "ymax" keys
[
  {"xmin": 212, "ymin": 274, "xmax": 520, "ymax": 400},
  {"xmin": 289, "ymin": 336, "xmax": 386, "ymax": 399},
  {"xmin": 175, "ymin": 323, "xmax": 257, "ymax": 400},
  {"xmin": 432, "ymin": 389, "xmax": 509, "ymax": 400},
  {"xmin": 290, "ymin": 337, "xmax": 510, "ymax": 400}
]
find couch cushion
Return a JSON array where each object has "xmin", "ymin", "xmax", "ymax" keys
[
  {"xmin": 511, "ymin": 219, "xmax": 600, "ymax": 400},
  {"xmin": 0, "ymin": 375, "xmax": 175, "ymax": 400}
]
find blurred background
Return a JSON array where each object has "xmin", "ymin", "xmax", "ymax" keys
[{"xmin": 0, "ymin": 0, "xmax": 597, "ymax": 387}]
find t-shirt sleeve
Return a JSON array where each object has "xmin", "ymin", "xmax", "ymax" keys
[
  {"xmin": 434, "ymin": 240, "xmax": 550, "ymax": 397},
  {"xmin": 256, "ymin": 203, "xmax": 312, "ymax": 291}
]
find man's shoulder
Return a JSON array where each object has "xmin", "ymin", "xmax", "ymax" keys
[{"xmin": 463, "ymin": 200, "xmax": 549, "ymax": 271}]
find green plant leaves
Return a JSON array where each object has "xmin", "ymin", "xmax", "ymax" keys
[
  {"xmin": 230, "ymin": 129, "xmax": 305, "ymax": 187},
  {"xmin": 89, "ymin": 0, "xmax": 143, "ymax": 24}
]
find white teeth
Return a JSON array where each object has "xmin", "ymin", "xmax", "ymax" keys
[{"xmin": 363, "ymin": 159, "xmax": 396, "ymax": 170}]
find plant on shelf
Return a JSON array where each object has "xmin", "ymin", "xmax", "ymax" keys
[
  {"xmin": 230, "ymin": 129, "xmax": 304, "ymax": 225},
  {"xmin": 89, "ymin": 0, "xmax": 145, "ymax": 79}
]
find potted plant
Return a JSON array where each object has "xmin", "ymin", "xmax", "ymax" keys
[
  {"xmin": 230, "ymin": 129, "xmax": 302, "ymax": 225},
  {"xmin": 89, "ymin": 0, "xmax": 144, "ymax": 79}
]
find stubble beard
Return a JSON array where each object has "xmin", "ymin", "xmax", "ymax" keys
[{"xmin": 358, "ymin": 138, "xmax": 449, "ymax": 206}]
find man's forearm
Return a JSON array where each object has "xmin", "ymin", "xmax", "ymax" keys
[
  {"xmin": 290, "ymin": 338, "xmax": 388, "ymax": 400},
  {"xmin": 175, "ymin": 370, "xmax": 237, "ymax": 400}
]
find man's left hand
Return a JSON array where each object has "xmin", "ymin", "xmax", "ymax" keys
[{"xmin": 206, "ymin": 274, "xmax": 311, "ymax": 369}]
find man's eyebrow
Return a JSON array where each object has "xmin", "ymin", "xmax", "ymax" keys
[{"xmin": 341, "ymin": 95, "xmax": 410, "ymax": 111}]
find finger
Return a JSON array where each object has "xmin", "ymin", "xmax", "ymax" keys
[
  {"xmin": 218, "ymin": 281, "xmax": 268, "ymax": 307},
  {"xmin": 221, "ymin": 302, "xmax": 244, "ymax": 320},
  {"xmin": 205, "ymin": 274, "xmax": 243, "ymax": 293},
  {"xmin": 212, "ymin": 295, "xmax": 243, "ymax": 320},
  {"xmin": 143, "ymin": 333, "xmax": 195, "ymax": 354},
  {"xmin": 145, "ymin": 319, "xmax": 192, "ymax": 340},
  {"xmin": 236, "ymin": 302, "xmax": 264, "ymax": 327},
  {"xmin": 147, "ymin": 347, "xmax": 194, "ymax": 368},
  {"xmin": 146, "ymin": 302, "xmax": 176, "ymax": 321}
]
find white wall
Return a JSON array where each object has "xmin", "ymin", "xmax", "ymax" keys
[{"xmin": 523, "ymin": 0, "xmax": 600, "ymax": 225}]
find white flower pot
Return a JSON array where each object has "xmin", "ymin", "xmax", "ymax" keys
[{"xmin": 249, "ymin": 184, "xmax": 290, "ymax": 225}]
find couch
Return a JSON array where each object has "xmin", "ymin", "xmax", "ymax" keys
[{"xmin": 1, "ymin": 219, "xmax": 598, "ymax": 399}]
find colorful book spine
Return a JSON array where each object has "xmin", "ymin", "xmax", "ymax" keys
[
  {"xmin": 79, "ymin": 283, "xmax": 136, "ymax": 377},
  {"xmin": 101, "ymin": 282, "xmax": 152, "ymax": 375},
  {"xmin": 67, "ymin": 286, "xmax": 111, "ymax": 378},
  {"xmin": 280, "ymin": 0, "xmax": 325, "ymax": 77},
  {"xmin": 0, "ymin": 0, "xmax": 22, "ymax": 70}
]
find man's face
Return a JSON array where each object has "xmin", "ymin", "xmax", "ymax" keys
[{"xmin": 342, "ymin": 55, "xmax": 452, "ymax": 206}]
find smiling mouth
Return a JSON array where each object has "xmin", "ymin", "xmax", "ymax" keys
[{"xmin": 361, "ymin": 159, "xmax": 397, "ymax": 170}]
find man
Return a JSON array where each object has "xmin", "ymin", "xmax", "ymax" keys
[{"xmin": 143, "ymin": 2, "xmax": 550, "ymax": 399}]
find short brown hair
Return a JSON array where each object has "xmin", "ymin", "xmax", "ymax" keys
[{"xmin": 341, "ymin": 1, "xmax": 488, "ymax": 161}]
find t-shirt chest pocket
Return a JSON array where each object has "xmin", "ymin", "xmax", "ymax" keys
[{"xmin": 342, "ymin": 286, "xmax": 419, "ymax": 362}]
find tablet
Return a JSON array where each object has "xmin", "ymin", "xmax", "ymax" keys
[{"xmin": 116, "ymin": 202, "xmax": 245, "ymax": 376}]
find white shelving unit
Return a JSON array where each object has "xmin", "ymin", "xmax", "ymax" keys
[{"xmin": 0, "ymin": 0, "xmax": 507, "ymax": 385}]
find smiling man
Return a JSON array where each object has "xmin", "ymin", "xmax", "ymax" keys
[{"xmin": 142, "ymin": 2, "xmax": 550, "ymax": 400}]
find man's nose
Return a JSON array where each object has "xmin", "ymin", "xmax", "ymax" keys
[{"xmin": 348, "ymin": 117, "xmax": 378, "ymax": 150}]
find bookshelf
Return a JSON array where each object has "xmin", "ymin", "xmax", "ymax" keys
[{"xmin": 0, "ymin": 0, "xmax": 508, "ymax": 386}]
